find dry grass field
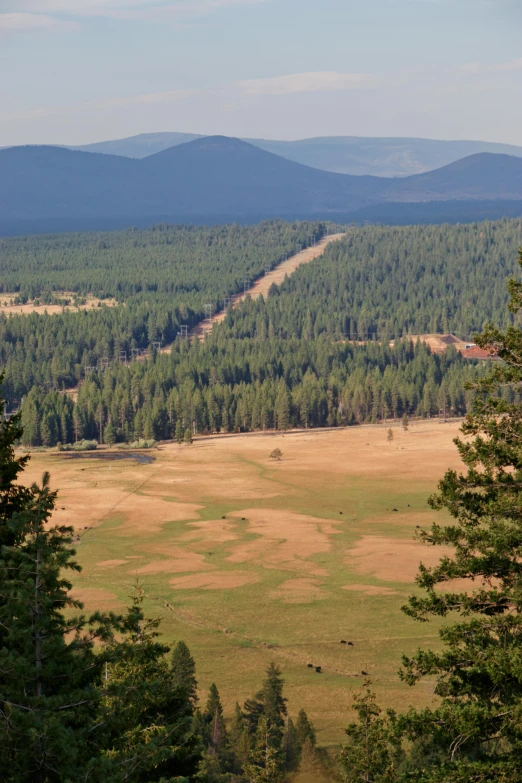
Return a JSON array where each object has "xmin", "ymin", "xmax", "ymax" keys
[
  {"xmin": 0, "ymin": 292, "xmax": 117, "ymax": 316},
  {"xmin": 23, "ymin": 421, "xmax": 464, "ymax": 747}
]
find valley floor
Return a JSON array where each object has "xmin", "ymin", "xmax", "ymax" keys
[{"xmin": 24, "ymin": 420, "xmax": 464, "ymax": 745}]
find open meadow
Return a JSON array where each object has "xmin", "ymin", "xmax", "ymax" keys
[{"xmin": 23, "ymin": 420, "xmax": 464, "ymax": 747}]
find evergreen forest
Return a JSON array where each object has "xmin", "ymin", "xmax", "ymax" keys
[
  {"xmin": 2, "ymin": 218, "xmax": 522, "ymax": 446},
  {"xmin": 224, "ymin": 218, "xmax": 522, "ymax": 341}
]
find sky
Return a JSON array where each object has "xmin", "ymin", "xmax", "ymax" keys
[{"xmin": 1, "ymin": 0, "xmax": 522, "ymax": 146}]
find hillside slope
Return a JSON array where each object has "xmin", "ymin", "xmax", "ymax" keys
[
  {"xmin": 67, "ymin": 132, "xmax": 522, "ymax": 176},
  {"xmin": 1, "ymin": 136, "xmax": 522, "ymax": 231}
]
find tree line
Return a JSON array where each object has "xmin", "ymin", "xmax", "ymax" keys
[{"xmin": 19, "ymin": 338, "xmax": 486, "ymax": 447}]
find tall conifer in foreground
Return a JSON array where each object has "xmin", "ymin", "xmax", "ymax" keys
[
  {"xmin": 0, "ymin": 382, "xmax": 115, "ymax": 781},
  {"xmin": 396, "ymin": 249, "xmax": 522, "ymax": 781},
  {"xmin": 0, "ymin": 382, "xmax": 203, "ymax": 782}
]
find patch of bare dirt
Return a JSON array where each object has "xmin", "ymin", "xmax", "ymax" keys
[
  {"xmin": 136, "ymin": 549, "xmax": 210, "ymax": 575},
  {"xmin": 179, "ymin": 519, "xmax": 240, "ymax": 547},
  {"xmin": 169, "ymin": 571, "xmax": 259, "ymax": 590},
  {"xmin": 226, "ymin": 508, "xmax": 342, "ymax": 575},
  {"xmin": 345, "ymin": 535, "xmax": 450, "ymax": 583},
  {"xmin": 70, "ymin": 587, "xmax": 123, "ymax": 609},
  {"xmin": 113, "ymin": 496, "xmax": 203, "ymax": 536}
]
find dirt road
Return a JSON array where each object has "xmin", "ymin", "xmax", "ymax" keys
[{"xmin": 193, "ymin": 232, "xmax": 345, "ymax": 340}]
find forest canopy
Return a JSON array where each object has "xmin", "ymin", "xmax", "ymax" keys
[{"xmin": 2, "ymin": 218, "xmax": 522, "ymax": 446}]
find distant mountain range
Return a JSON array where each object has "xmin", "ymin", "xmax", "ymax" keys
[
  {"xmin": 67, "ymin": 132, "xmax": 522, "ymax": 178},
  {"xmin": 1, "ymin": 136, "xmax": 522, "ymax": 235}
]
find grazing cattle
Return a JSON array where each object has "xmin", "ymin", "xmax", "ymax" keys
[
  {"xmin": 340, "ymin": 640, "xmax": 347, "ymax": 644},
  {"xmin": 241, "ymin": 517, "xmax": 246, "ymax": 521},
  {"xmin": 392, "ymin": 508, "xmax": 398, "ymax": 512},
  {"xmin": 348, "ymin": 642, "xmax": 354, "ymax": 646},
  {"xmin": 361, "ymin": 670, "xmax": 368, "ymax": 675},
  {"xmin": 222, "ymin": 516, "xmax": 226, "ymax": 519},
  {"xmin": 339, "ymin": 511, "xmax": 343, "ymax": 515},
  {"xmin": 315, "ymin": 666, "xmax": 322, "ymax": 673},
  {"xmin": 307, "ymin": 664, "xmax": 313, "ymax": 668}
]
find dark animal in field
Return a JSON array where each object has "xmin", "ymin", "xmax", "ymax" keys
[
  {"xmin": 241, "ymin": 517, "xmax": 246, "ymax": 521},
  {"xmin": 341, "ymin": 640, "xmax": 347, "ymax": 644},
  {"xmin": 392, "ymin": 508, "xmax": 398, "ymax": 512},
  {"xmin": 339, "ymin": 511, "xmax": 343, "ymax": 514},
  {"xmin": 315, "ymin": 667, "xmax": 322, "ymax": 673},
  {"xmin": 348, "ymin": 642, "xmax": 354, "ymax": 646},
  {"xmin": 361, "ymin": 670, "xmax": 368, "ymax": 675},
  {"xmin": 307, "ymin": 664, "xmax": 314, "ymax": 668},
  {"xmin": 222, "ymin": 516, "xmax": 226, "ymax": 519}
]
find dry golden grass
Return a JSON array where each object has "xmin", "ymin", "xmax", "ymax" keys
[
  {"xmin": 23, "ymin": 420, "xmax": 464, "ymax": 747},
  {"xmin": 0, "ymin": 292, "xmax": 117, "ymax": 316}
]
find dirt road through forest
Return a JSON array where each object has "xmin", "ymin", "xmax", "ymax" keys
[{"xmin": 192, "ymin": 232, "xmax": 345, "ymax": 340}]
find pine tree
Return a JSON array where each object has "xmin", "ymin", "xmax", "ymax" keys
[
  {"xmin": 244, "ymin": 662, "xmax": 287, "ymax": 751},
  {"xmin": 204, "ymin": 683, "xmax": 227, "ymax": 751},
  {"xmin": 200, "ymin": 684, "xmax": 232, "ymax": 782},
  {"xmin": 283, "ymin": 717, "xmax": 301, "ymax": 771},
  {"xmin": 339, "ymin": 682, "xmax": 401, "ymax": 783},
  {"xmin": 0, "ymin": 386, "xmax": 116, "ymax": 781},
  {"xmin": 175, "ymin": 418, "xmax": 184, "ymax": 444},
  {"xmin": 171, "ymin": 640, "xmax": 198, "ymax": 707},
  {"xmin": 396, "ymin": 248, "xmax": 522, "ymax": 780},
  {"xmin": 104, "ymin": 419, "xmax": 116, "ymax": 444},
  {"xmin": 296, "ymin": 708, "xmax": 316, "ymax": 748},
  {"xmin": 91, "ymin": 588, "xmax": 202, "ymax": 782},
  {"xmin": 243, "ymin": 717, "xmax": 285, "ymax": 783},
  {"xmin": 229, "ymin": 702, "xmax": 250, "ymax": 772}
]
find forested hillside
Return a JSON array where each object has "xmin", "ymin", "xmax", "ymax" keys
[
  {"xmin": 3, "ymin": 218, "xmax": 522, "ymax": 446},
  {"xmin": 223, "ymin": 218, "xmax": 522, "ymax": 341}
]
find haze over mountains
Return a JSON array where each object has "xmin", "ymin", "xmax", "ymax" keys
[
  {"xmin": 1, "ymin": 135, "xmax": 522, "ymax": 235},
  {"xmin": 69, "ymin": 132, "xmax": 522, "ymax": 178}
]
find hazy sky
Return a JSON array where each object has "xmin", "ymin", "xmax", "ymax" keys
[{"xmin": 1, "ymin": 0, "xmax": 522, "ymax": 146}]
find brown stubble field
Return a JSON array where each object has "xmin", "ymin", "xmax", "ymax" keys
[{"xmin": 22, "ymin": 420, "xmax": 464, "ymax": 746}]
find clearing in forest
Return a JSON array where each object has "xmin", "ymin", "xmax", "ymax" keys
[
  {"xmin": 25, "ymin": 419, "xmax": 462, "ymax": 746},
  {"xmin": 193, "ymin": 233, "xmax": 345, "ymax": 340},
  {"xmin": 0, "ymin": 292, "xmax": 117, "ymax": 316}
]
